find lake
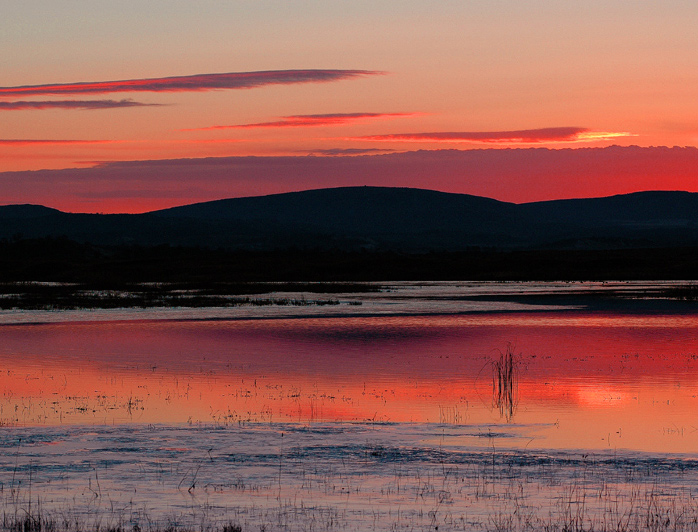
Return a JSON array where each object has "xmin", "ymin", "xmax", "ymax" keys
[{"xmin": 2, "ymin": 282, "xmax": 698, "ymax": 531}]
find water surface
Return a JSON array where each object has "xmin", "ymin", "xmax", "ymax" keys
[{"xmin": 2, "ymin": 282, "xmax": 698, "ymax": 529}]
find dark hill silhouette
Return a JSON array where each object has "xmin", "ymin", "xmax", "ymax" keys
[
  {"xmin": 1, "ymin": 187, "xmax": 698, "ymax": 251},
  {"xmin": 154, "ymin": 187, "xmax": 521, "ymax": 249},
  {"xmin": 518, "ymin": 190, "xmax": 698, "ymax": 248},
  {"xmin": 0, "ymin": 204, "xmax": 61, "ymax": 220},
  {"xmin": 521, "ymin": 191, "xmax": 698, "ymax": 225}
]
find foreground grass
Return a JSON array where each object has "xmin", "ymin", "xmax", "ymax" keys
[
  {"xmin": 4, "ymin": 491, "xmax": 698, "ymax": 532},
  {"xmin": 1, "ymin": 516, "xmax": 242, "ymax": 532}
]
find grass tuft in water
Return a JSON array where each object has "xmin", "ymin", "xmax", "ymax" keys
[{"xmin": 491, "ymin": 343, "xmax": 520, "ymax": 422}]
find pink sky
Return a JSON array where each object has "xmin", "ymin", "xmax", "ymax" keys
[
  {"xmin": 0, "ymin": 146, "xmax": 696, "ymax": 213},
  {"xmin": 3, "ymin": 2, "xmax": 698, "ymax": 212}
]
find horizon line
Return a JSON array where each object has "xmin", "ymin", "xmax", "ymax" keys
[{"xmin": 0, "ymin": 185, "xmax": 693, "ymax": 215}]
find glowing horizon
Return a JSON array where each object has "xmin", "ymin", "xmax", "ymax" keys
[
  {"xmin": 2, "ymin": 146, "xmax": 698, "ymax": 214},
  {"xmin": 3, "ymin": 2, "xmax": 698, "ymax": 209}
]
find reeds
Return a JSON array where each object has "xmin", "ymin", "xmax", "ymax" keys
[
  {"xmin": 0, "ymin": 281, "xmax": 371, "ymax": 310},
  {"xmin": 6, "ymin": 464, "xmax": 698, "ymax": 532},
  {"xmin": 0, "ymin": 515, "xmax": 243, "ymax": 532},
  {"xmin": 661, "ymin": 283, "xmax": 698, "ymax": 301},
  {"xmin": 492, "ymin": 343, "xmax": 519, "ymax": 421}
]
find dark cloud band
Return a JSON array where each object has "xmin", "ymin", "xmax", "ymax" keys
[
  {"xmin": 0, "ymin": 99, "xmax": 160, "ymax": 110},
  {"xmin": 0, "ymin": 139, "xmax": 113, "ymax": 145},
  {"xmin": 355, "ymin": 127, "xmax": 591, "ymax": 143},
  {"xmin": 0, "ymin": 70, "xmax": 383, "ymax": 97},
  {"xmin": 308, "ymin": 148, "xmax": 395, "ymax": 156}
]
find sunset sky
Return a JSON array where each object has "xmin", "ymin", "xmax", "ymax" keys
[{"xmin": 3, "ymin": 1, "xmax": 698, "ymax": 212}]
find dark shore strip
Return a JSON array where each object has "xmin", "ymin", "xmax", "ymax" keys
[
  {"xmin": 1, "ymin": 281, "xmax": 696, "ymax": 311},
  {"xmin": 0, "ymin": 287, "xmax": 357, "ymax": 310},
  {"xmin": 3, "ymin": 238, "xmax": 698, "ymax": 283}
]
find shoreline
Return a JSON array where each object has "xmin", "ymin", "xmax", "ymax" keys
[{"xmin": 1, "ymin": 281, "xmax": 697, "ymax": 323}]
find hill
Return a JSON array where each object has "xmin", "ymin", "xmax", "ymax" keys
[{"xmin": 1, "ymin": 187, "xmax": 698, "ymax": 251}]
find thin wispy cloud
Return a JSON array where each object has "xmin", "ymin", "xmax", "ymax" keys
[
  {"xmin": 307, "ymin": 148, "xmax": 396, "ymax": 156},
  {"xmin": 0, "ymin": 138, "xmax": 247, "ymax": 148},
  {"xmin": 187, "ymin": 112, "xmax": 417, "ymax": 131},
  {"xmin": 0, "ymin": 70, "xmax": 383, "ymax": 97},
  {"xmin": 0, "ymin": 139, "xmax": 115, "ymax": 145},
  {"xmin": 0, "ymin": 99, "xmax": 161, "ymax": 111},
  {"xmin": 179, "ymin": 139, "xmax": 247, "ymax": 144},
  {"xmin": 350, "ymin": 127, "xmax": 634, "ymax": 144}
]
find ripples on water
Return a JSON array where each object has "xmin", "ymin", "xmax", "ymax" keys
[
  {"xmin": 2, "ymin": 282, "xmax": 698, "ymax": 530},
  {"xmin": 4, "ymin": 423, "xmax": 698, "ymax": 531}
]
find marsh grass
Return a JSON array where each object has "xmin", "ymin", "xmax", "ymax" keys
[
  {"xmin": 0, "ymin": 515, "xmax": 243, "ymax": 532},
  {"xmin": 659, "ymin": 283, "xmax": 698, "ymax": 301},
  {"xmin": 6, "ymin": 470, "xmax": 698, "ymax": 532},
  {"xmin": 7, "ymin": 427, "xmax": 698, "ymax": 532},
  {"xmin": 0, "ymin": 282, "xmax": 373, "ymax": 310},
  {"xmin": 0, "ymin": 292, "xmax": 342, "ymax": 310},
  {"xmin": 491, "ymin": 344, "xmax": 519, "ymax": 422}
]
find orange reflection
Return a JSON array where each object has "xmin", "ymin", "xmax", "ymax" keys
[{"xmin": 2, "ymin": 313, "xmax": 698, "ymax": 453}]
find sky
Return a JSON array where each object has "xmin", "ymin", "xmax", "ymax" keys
[{"xmin": 3, "ymin": 1, "xmax": 698, "ymax": 212}]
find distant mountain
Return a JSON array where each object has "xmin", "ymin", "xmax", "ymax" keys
[
  {"xmin": 518, "ymin": 191, "xmax": 698, "ymax": 248},
  {"xmin": 1, "ymin": 187, "xmax": 698, "ymax": 251},
  {"xmin": 0, "ymin": 204, "xmax": 61, "ymax": 220}
]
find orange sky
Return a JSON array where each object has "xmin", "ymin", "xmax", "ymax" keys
[{"xmin": 3, "ymin": 2, "xmax": 698, "ymax": 212}]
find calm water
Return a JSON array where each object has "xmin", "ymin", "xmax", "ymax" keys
[{"xmin": 2, "ymin": 282, "xmax": 698, "ymax": 530}]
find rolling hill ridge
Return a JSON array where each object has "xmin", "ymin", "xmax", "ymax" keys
[{"xmin": 1, "ymin": 187, "xmax": 698, "ymax": 251}]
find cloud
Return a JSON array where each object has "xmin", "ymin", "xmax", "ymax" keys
[
  {"xmin": 4, "ymin": 146, "xmax": 698, "ymax": 213},
  {"xmin": 178, "ymin": 138, "xmax": 247, "ymax": 144},
  {"xmin": 187, "ymin": 112, "xmax": 416, "ymax": 131},
  {"xmin": 0, "ymin": 139, "xmax": 114, "ymax": 145},
  {"xmin": 351, "ymin": 127, "xmax": 633, "ymax": 144},
  {"xmin": 0, "ymin": 99, "xmax": 162, "ymax": 111},
  {"xmin": 306, "ymin": 148, "xmax": 396, "ymax": 156},
  {"xmin": 0, "ymin": 70, "xmax": 383, "ymax": 97}
]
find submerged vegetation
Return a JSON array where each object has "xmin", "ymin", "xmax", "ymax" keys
[
  {"xmin": 0, "ymin": 281, "xmax": 373, "ymax": 310},
  {"xmin": 6, "ymin": 496, "xmax": 698, "ymax": 532},
  {"xmin": 2, "ymin": 278, "xmax": 698, "ymax": 311},
  {"xmin": 657, "ymin": 283, "xmax": 698, "ymax": 301},
  {"xmin": 5, "ymin": 422, "xmax": 698, "ymax": 532},
  {"xmin": 2, "ymin": 282, "xmax": 698, "ymax": 531}
]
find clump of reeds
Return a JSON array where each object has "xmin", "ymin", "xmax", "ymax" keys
[
  {"xmin": 0, "ymin": 291, "xmax": 342, "ymax": 310},
  {"xmin": 487, "ymin": 483, "xmax": 698, "ymax": 532},
  {"xmin": 0, "ymin": 281, "xmax": 375, "ymax": 310},
  {"xmin": 0, "ymin": 514, "xmax": 244, "ymax": 532},
  {"xmin": 491, "ymin": 343, "xmax": 519, "ymax": 422},
  {"xmin": 663, "ymin": 283, "xmax": 698, "ymax": 301},
  {"xmin": 2, "ymin": 513, "xmax": 47, "ymax": 532}
]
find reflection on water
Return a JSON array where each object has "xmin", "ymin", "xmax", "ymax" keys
[
  {"xmin": 2, "ymin": 311, "xmax": 698, "ymax": 453},
  {"xmin": 3, "ymin": 283, "xmax": 698, "ymax": 530}
]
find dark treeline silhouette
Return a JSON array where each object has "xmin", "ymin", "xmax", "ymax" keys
[
  {"xmin": 2, "ymin": 187, "xmax": 698, "ymax": 283},
  {"xmin": 2, "ymin": 237, "xmax": 698, "ymax": 283}
]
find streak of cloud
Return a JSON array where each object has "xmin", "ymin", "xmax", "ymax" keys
[
  {"xmin": 181, "ymin": 139, "xmax": 247, "ymax": 144},
  {"xmin": 306, "ymin": 148, "xmax": 396, "ymax": 156},
  {"xmin": 351, "ymin": 127, "xmax": 633, "ymax": 144},
  {"xmin": 187, "ymin": 112, "xmax": 417, "ymax": 131},
  {"xmin": 0, "ymin": 139, "xmax": 115, "ymax": 145},
  {"xmin": 0, "ymin": 99, "xmax": 161, "ymax": 111},
  {"xmin": 0, "ymin": 70, "xmax": 383, "ymax": 97}
]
